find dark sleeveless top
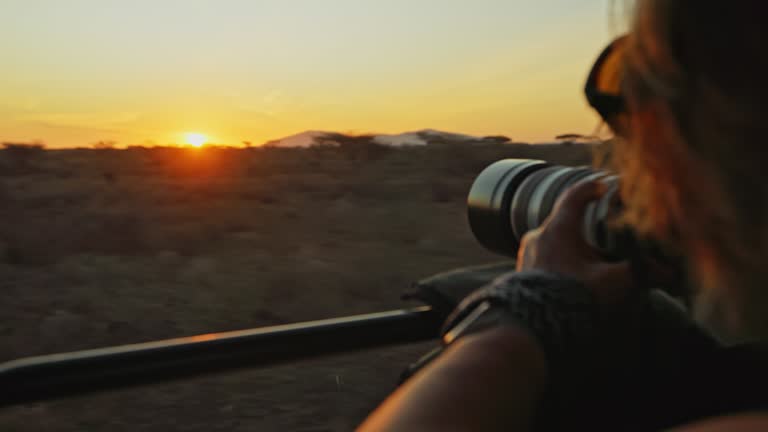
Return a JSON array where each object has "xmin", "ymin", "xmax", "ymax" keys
[{"xmin": 651, "ymin": 343, "xmax": 768, "ymax": 428}]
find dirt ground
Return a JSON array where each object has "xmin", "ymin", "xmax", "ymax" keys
[{"xmin": 0, "ymin": 142, "xmax": 592, "ymax": 431}]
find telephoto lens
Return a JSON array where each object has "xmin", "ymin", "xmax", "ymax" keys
[{"xmin": 467, "ymin": 159, "xmax": 626, "ymax": 258}]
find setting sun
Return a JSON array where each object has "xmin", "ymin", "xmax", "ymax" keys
[{"xmin": 184, "ymin": 133, "xmax": 209, "ymax": 148}]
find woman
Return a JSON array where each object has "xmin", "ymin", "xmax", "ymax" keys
[{"xmin": 359, "ymin": 0, "xmax": 768, "ymax": 430}]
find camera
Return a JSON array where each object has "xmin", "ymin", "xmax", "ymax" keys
[{"xmin": 467, "ymin": 159, "xmax": 628, "ymax": 259}]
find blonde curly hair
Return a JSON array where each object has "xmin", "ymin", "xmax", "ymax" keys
[{"xmin": 615, "ymin": 0, "xmax": 768, "ymax": 340}]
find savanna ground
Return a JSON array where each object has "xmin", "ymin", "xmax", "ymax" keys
[{"xmin": 0, "ymin": 141, "xmax": 592, "ymax": 431}]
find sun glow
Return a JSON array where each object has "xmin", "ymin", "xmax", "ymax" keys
[{"xmin": 184, "ymin": 132, "xmax": 209, "ymax": 147}]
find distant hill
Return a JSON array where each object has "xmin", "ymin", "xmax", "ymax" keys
[
  {"xmin": 262, "ymin": 129, "xmax": 511, "ymax": 148},
  {"xmin": 262, "ymin": 130, "xmax": 331, "ymax": 148}
]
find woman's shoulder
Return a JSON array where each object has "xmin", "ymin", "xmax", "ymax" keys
[{"xmin": 673, "ymin": 413, "xmax": 768, "ymax": 432}]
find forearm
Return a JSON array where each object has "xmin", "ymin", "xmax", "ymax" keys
[{"xmin": 358, "ymin": 326, "xmax": 548, "ymax": 432}]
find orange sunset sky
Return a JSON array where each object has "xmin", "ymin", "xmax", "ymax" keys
[{"xmin": 1, "ymin": 0, "xmax": 623, "ymax": 148}]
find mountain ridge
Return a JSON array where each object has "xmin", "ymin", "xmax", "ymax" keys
[{"xmin": 262, "ymin": 129, "xmax": 511, "ymax": 148}]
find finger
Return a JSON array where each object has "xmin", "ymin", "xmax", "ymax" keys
[
  {"xmin": 542, "ymin": 179, "xmax": 610, "ymax": 250},
  {"xmin": 516, "ymin": 229, "xmax": 538, "ymax": 270},
  {"xmin": 551, "ymin": 179, "xmax": 609, "ymax": 222}
]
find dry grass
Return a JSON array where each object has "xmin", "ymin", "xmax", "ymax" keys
[{"xmin": 0, "ymin": 142, "xmax": 592, "ymax": 431}]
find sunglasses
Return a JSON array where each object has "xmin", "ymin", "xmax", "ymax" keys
[{"xmin": 584, "ymin": 35, "xmax": 628, "ymax": 128}]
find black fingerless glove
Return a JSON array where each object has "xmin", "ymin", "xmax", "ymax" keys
[{"xmin": 442, "ymin": 270, "xmax": 601, "ymax": 379}]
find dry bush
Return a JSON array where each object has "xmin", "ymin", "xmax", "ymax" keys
[
  {"xmin": 245, "ymin": 190, "xmax": 280, "ymax": 204},
  {"xmin": 430, "ymin": 180, "xmax": 467, "ymax": 203},
  {"xmin": 102, "ymin": 171, "xmax": 117, "ymax": 183},
  {"xmin": 1, "ymin": 142, "xmax": 46, "ymax": 174},
  {"xmin": 0, "ymin": 210, "xmax": 151, "ymax": 265},
  {"xmin": 91, "ymin": 141, "xmax": 117, "ymax": 149},
  {"xmin": 0, "ymin": 180, "xmax": 9, "ymax": 202}
]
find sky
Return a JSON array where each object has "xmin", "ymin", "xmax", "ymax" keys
[{"xmin": 0, "ymin": 0, "xmax": 624, "ymax": 148}]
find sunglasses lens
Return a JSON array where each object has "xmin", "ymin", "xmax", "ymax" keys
[
  {"xmin": 594, "ymin": 39, "xmax": 626, "ymax": 97},
  {"xmin": 585, "ymin": 36, "xmax": 629, "ymax": 132}
]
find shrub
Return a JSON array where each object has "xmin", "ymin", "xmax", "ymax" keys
[
  {"xmin": 92, "ymin": 141, "xmax": 117, "ymax": 150},
  {"xmin": 1, "ymin": 142, "xmax": 45, "ymax": 172},
  {"xmin": 103, "ymin": 171, "xmax": 117, "ymax": 183},
  {"xmin": 430, "ymin": 179, "xmax": 469, "ymax": 203}
]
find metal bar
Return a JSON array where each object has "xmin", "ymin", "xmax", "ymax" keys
[{"xmin": 1, "ymin": 306, "xmax": 440, "ymax": 408}]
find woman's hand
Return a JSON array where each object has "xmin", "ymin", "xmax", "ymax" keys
[{"xmin": 516, "ymin": 179, "xmax": 636, "ymax": 308}]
